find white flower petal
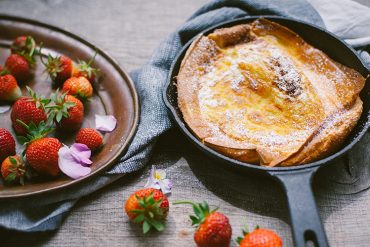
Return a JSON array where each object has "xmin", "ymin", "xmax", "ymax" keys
[
  {"xmin": 154, "ymin": 169, "xmax": 166, "ymax": 180},
  {"xmin": 95, "ymin": 114, "xmax": 117, "ymax": 132}
]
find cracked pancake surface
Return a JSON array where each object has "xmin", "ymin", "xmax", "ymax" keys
[{"xmin": 177, "ymin": 19, "xmax": 366, "ymax": 166}]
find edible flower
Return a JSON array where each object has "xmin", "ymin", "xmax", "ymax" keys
[
  {"xmin": 58, "ymin": 143, "xmax": 92, "ymax": 179},
  {"xmin": 95, "ymin": 114, "xmax": 117, "ymax": 132},
  {"xmin": 144, "ymin": 165, "xmax": 172, "ymax": 194}
]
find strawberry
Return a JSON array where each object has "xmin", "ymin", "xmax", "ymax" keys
[
  {"xmin": 62, "ymin": 76, "xmax": 93, "ymax": 100},
  {"xmin": 5, "ymin": 54, "xmax": 31, "ymax": 83},
  {"xmin": 1, "ymin": 155, "xmax": 25, "ymax": 184},
  {"xmin": 174, "ymin": 201, "xmax": 232, "ymax": 247},
  {"xmin": 18, "ymin": 121, "xmax": 61, "ymax": 176},
  {"xmin": 11, "ymin": 87, "xmax": 49, "ymax": 136},
  {"xmin": 75, "ymin": 128, "xmax": 103, "ymax": 151},
  {"xmin": 0, "ymin": 74, "xmax": 22, "ymax": 101},
  {"xmin": 48, "ymin": 91, "xmax": 84, "ymax": 131},
  {"xmin": 42, "ymin": 54, "xmax": 73, "ymax": 85},
  {"xmin": 237, "ymin": 227, "xmax": 282, "ymax": 247},
  {"xmin": 11, "ymin": 36, "xmax": 36, "ymax": 57},
  {"xmin": 72, "ymin": 52, "xmax": 99, "ymax": 83},
  {"xmin": 125, "ymin": 188, "xmax": 169, "ymax": 234},
  {"xmin": 0, "ymin": 128, "xmax": 16, "ymax": 163}
]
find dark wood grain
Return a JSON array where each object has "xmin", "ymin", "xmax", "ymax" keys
[{"xmin": 0, "ymin": 0, "xmax": 370, "ymax": 246}]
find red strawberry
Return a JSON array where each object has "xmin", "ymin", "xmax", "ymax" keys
[
  {"xmin": 72, "ymin": 53, "xmax": 99, "ymax": 83},
  {"xmin": 75, "ymin": 128, "xmax": 103, "ymax": 151},
  {"xmin": 0, "ymin": 74, "xmax": 22, "ymax": 101},
  {"xmin": 42, "ymin": 54, "xmax": 73, "ymax": 85},
  {"xmin": 11, "ymin": 87, "xmax": 49, "ymax": 136},
  {"xmin": 1, "ymin": 155, "xmax": 25, "ymax": 184},
  {"xmin": 10, "ymin": 36, "xmax": 36, "ymax": 57},
  {"xmin": 125, "ymin": 188, "xmax": 169, "ymax": 233},
  {"xmin": 174, "ymin": 201, "xmax": 232, "ymax": 247},
  {"xmin": 49, "ymin": 91, "xmax": 84, "ymax": 131},
  {"xmin": 62, "ymin": 76, "xmax": 93, "ymax": 100},
  {"xmin": 0, "ymin": 128, "xmax": 16, "ymax": 163},
  {"xmin": 18, "ymin": 121, "xmax": 61, "ymax": 176},
  {"xmin": 237, "ymin": 227, "xmax": 282, "ymax": 247},
  {"xmin": 5, "ymin": 54, "xmax": 31, "ymax": 83}
]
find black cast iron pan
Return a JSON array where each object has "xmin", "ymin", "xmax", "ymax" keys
[{"xmin": 163, "ymin": 16, "xmax": 370, "ymax": 247}]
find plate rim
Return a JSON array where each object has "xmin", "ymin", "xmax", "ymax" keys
[{"xmin": 0, "ymin": 14, "xmax": 140, "ymax": 199}]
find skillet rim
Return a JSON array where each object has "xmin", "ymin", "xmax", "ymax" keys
[{"xmin": 163, "ymin": 15, "xmax": 370, "ymax": 173}]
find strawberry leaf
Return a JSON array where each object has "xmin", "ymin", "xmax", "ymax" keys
[
  {"xmin": 133, "ymin": 214, "xmax": 145, "ymax": 223},
  {"xmin": 143, "ymin": 221, "xmax": 151, "ymax": 234},
  {"xmin": 236, "ymin": 236, "xmax": 244, "ymax": 244},
  {"xmin": 148, "ymin": 219, "xmax": 164, "ymax": 232},
  {"xmin": 9, "ymin": 156, "xmax": 17, "ymax": 165},
  {"xmin": 5, "ymin": 173, "xmax": 16, "ymax": 183}
]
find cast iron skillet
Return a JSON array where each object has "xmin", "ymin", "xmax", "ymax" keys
[{"xmin": 164, "ymin": 16, "xmax": 370, "ymax": 247}]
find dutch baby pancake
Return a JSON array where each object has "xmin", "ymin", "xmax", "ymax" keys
[{"xmin": 177, "ymin": 19, "xmax": 366, "ymax": 167}]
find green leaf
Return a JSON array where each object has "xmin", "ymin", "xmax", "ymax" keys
[
  {"xmin": 56, "ymin": 111, "xmax": 63, "ymax": 122},
  {"xmin": 17, "ymin": 136, "xmax": 28, "ymax": 145},
  {"xmin": 190, "ymin": 215, "xmax": 199, "ymax": 226},
  {"xmin": 132, "ymin": 214, "xmax": 145, "ymax": 223},
  {"xmin": 148, "ymin": 219, "xmax": 165, "ymax": 232},
  {"xmin": 5, "ymin": 173, "xmax": 16, "ymax": 182},
  {"xmin": 236, "ymin": 236, "xmax": 244, "ymax": 244},
  {"xmin": 193, "ymin": 204, "xmax": 204, "ymax": 221},
  {"xmin": 142, "ymin": 221, "xmax": 151, "ymax": 234},
  {"xmin": 148, "ymin": 211, "xmax": 154, "ymax": 219},
  {"xmin": 9, "ymin": 156, "xmax": 17, "ymax": 165},
  {"xmin": 130, "ymin": 209, "xmax": 144, "ymax": 214}
]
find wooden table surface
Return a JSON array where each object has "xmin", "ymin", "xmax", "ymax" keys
[{"xmin": 1, "ymin": 0, "xmax": 370, "ymax": 246}]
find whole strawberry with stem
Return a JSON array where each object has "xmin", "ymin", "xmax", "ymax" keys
[
  {"xmin": 0, "ymin": 73, "xmax": 22, "ymax": 101},
  {"xmin": 17, "ymin": 121, "xmax": 62, "ymax": 176},
  {"xmin": 72, "ymin": 52, "xmax": 99, "ymax": 83},
  {"xmin": 0, "ymin": 128, "xmax": 16, "ymax": 163},
  {"xmin": 11, "ymin": 86, "xmax": 49, "ymax": 136},
  {"xmin": 1, "ymin": 155, "xmax": 25, "ymax": 184},
  {"xmin": 75, "ymin": 128, "xmax": 103, "ymax": 151},
  {"xmin": 236, "ymin": 226, "xmax": 282, "ymax": 247},
  {"xmin": 5, "ymin": 54, "xmax": 31, "ymax": 83},
  {"xmin": 125, "ymin": 188, "xmax": 169, "ymax": 234},
  {"xmin": 62, "ymin": 76, "xmax": 93, "ymax": 100},
  {"xmin": 10, "ymin": 36, "xmax": 37, "ymax": 63},
  {"xmin": 48, "ymin": 90, "xmax": 84, "ymax": 131},
  {"xmin": 41, "ymin": 53, "xmax": 73, "ymax": 85},
  {"xmin": 174, "ymin": 201, "xmax": 232, "ymax": 247}
]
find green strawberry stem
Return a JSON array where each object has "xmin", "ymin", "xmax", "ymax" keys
[
  {"xmin": 236, "ymin": 225, "xmax": 260, "ymax": 244},
  {"xmin": 173, "ymin": 200, "xmax": 218, "ymax": 228},
  {"xmin": 16, "ymin": 120, "xmax": 54, "ymax": 145},
  {"xmin": 131, "ymin": 192, "xmax": 166, "ymax": 234}
]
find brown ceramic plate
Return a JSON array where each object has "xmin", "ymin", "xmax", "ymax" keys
[{"xmin": 0, "ymin": 15, "xmax": 139, "ymax": 199}]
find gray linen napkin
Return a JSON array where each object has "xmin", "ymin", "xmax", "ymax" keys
[{"xmin": 1, "ymin": 0, "xmax": 369, "ymax": 232}]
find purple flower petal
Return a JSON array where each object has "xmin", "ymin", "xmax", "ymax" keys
[
  {"xmin": 58, "ymin": 146, "xmax": 91, "ymax": 179},
  {"xmin": 70, "ymin": 143, "xmax": 92, "ymax": 165},
  {"xmin": 144, "ymin": 165, "xmax": 172, "ymax": 194},
  {"xmin": 0, "ymin": 105, "xmax": 10, "ymax": 114},
  {"xmin": 95, "ymin": 114, "xmax": 117, "ymax": 132}
]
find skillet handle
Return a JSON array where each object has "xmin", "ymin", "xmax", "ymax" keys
[{"xmin": 270, "ymin": 168, "xmax": 329, "ymax": 247}]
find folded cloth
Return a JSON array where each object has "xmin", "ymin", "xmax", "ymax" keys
[{"xmin": 1, "ymin": 0, "xmax": 369, "ymax": 232}]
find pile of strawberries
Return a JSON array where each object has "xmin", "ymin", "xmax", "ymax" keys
[
  {"xmin": 0, "ymin": 35, "xmax": 104, "ymax": 184},
  {"xmin": 125, "ymin": 188, "xmax": 283, "ymax": 247}
]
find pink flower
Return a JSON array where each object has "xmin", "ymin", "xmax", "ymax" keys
[
  {"xmin": 58, "ymin": 143, "xmax": 93, "ymax": 179},
  {"xmin": 95, "ymin": 114, "xmax": 117, "ymax": 132}
]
